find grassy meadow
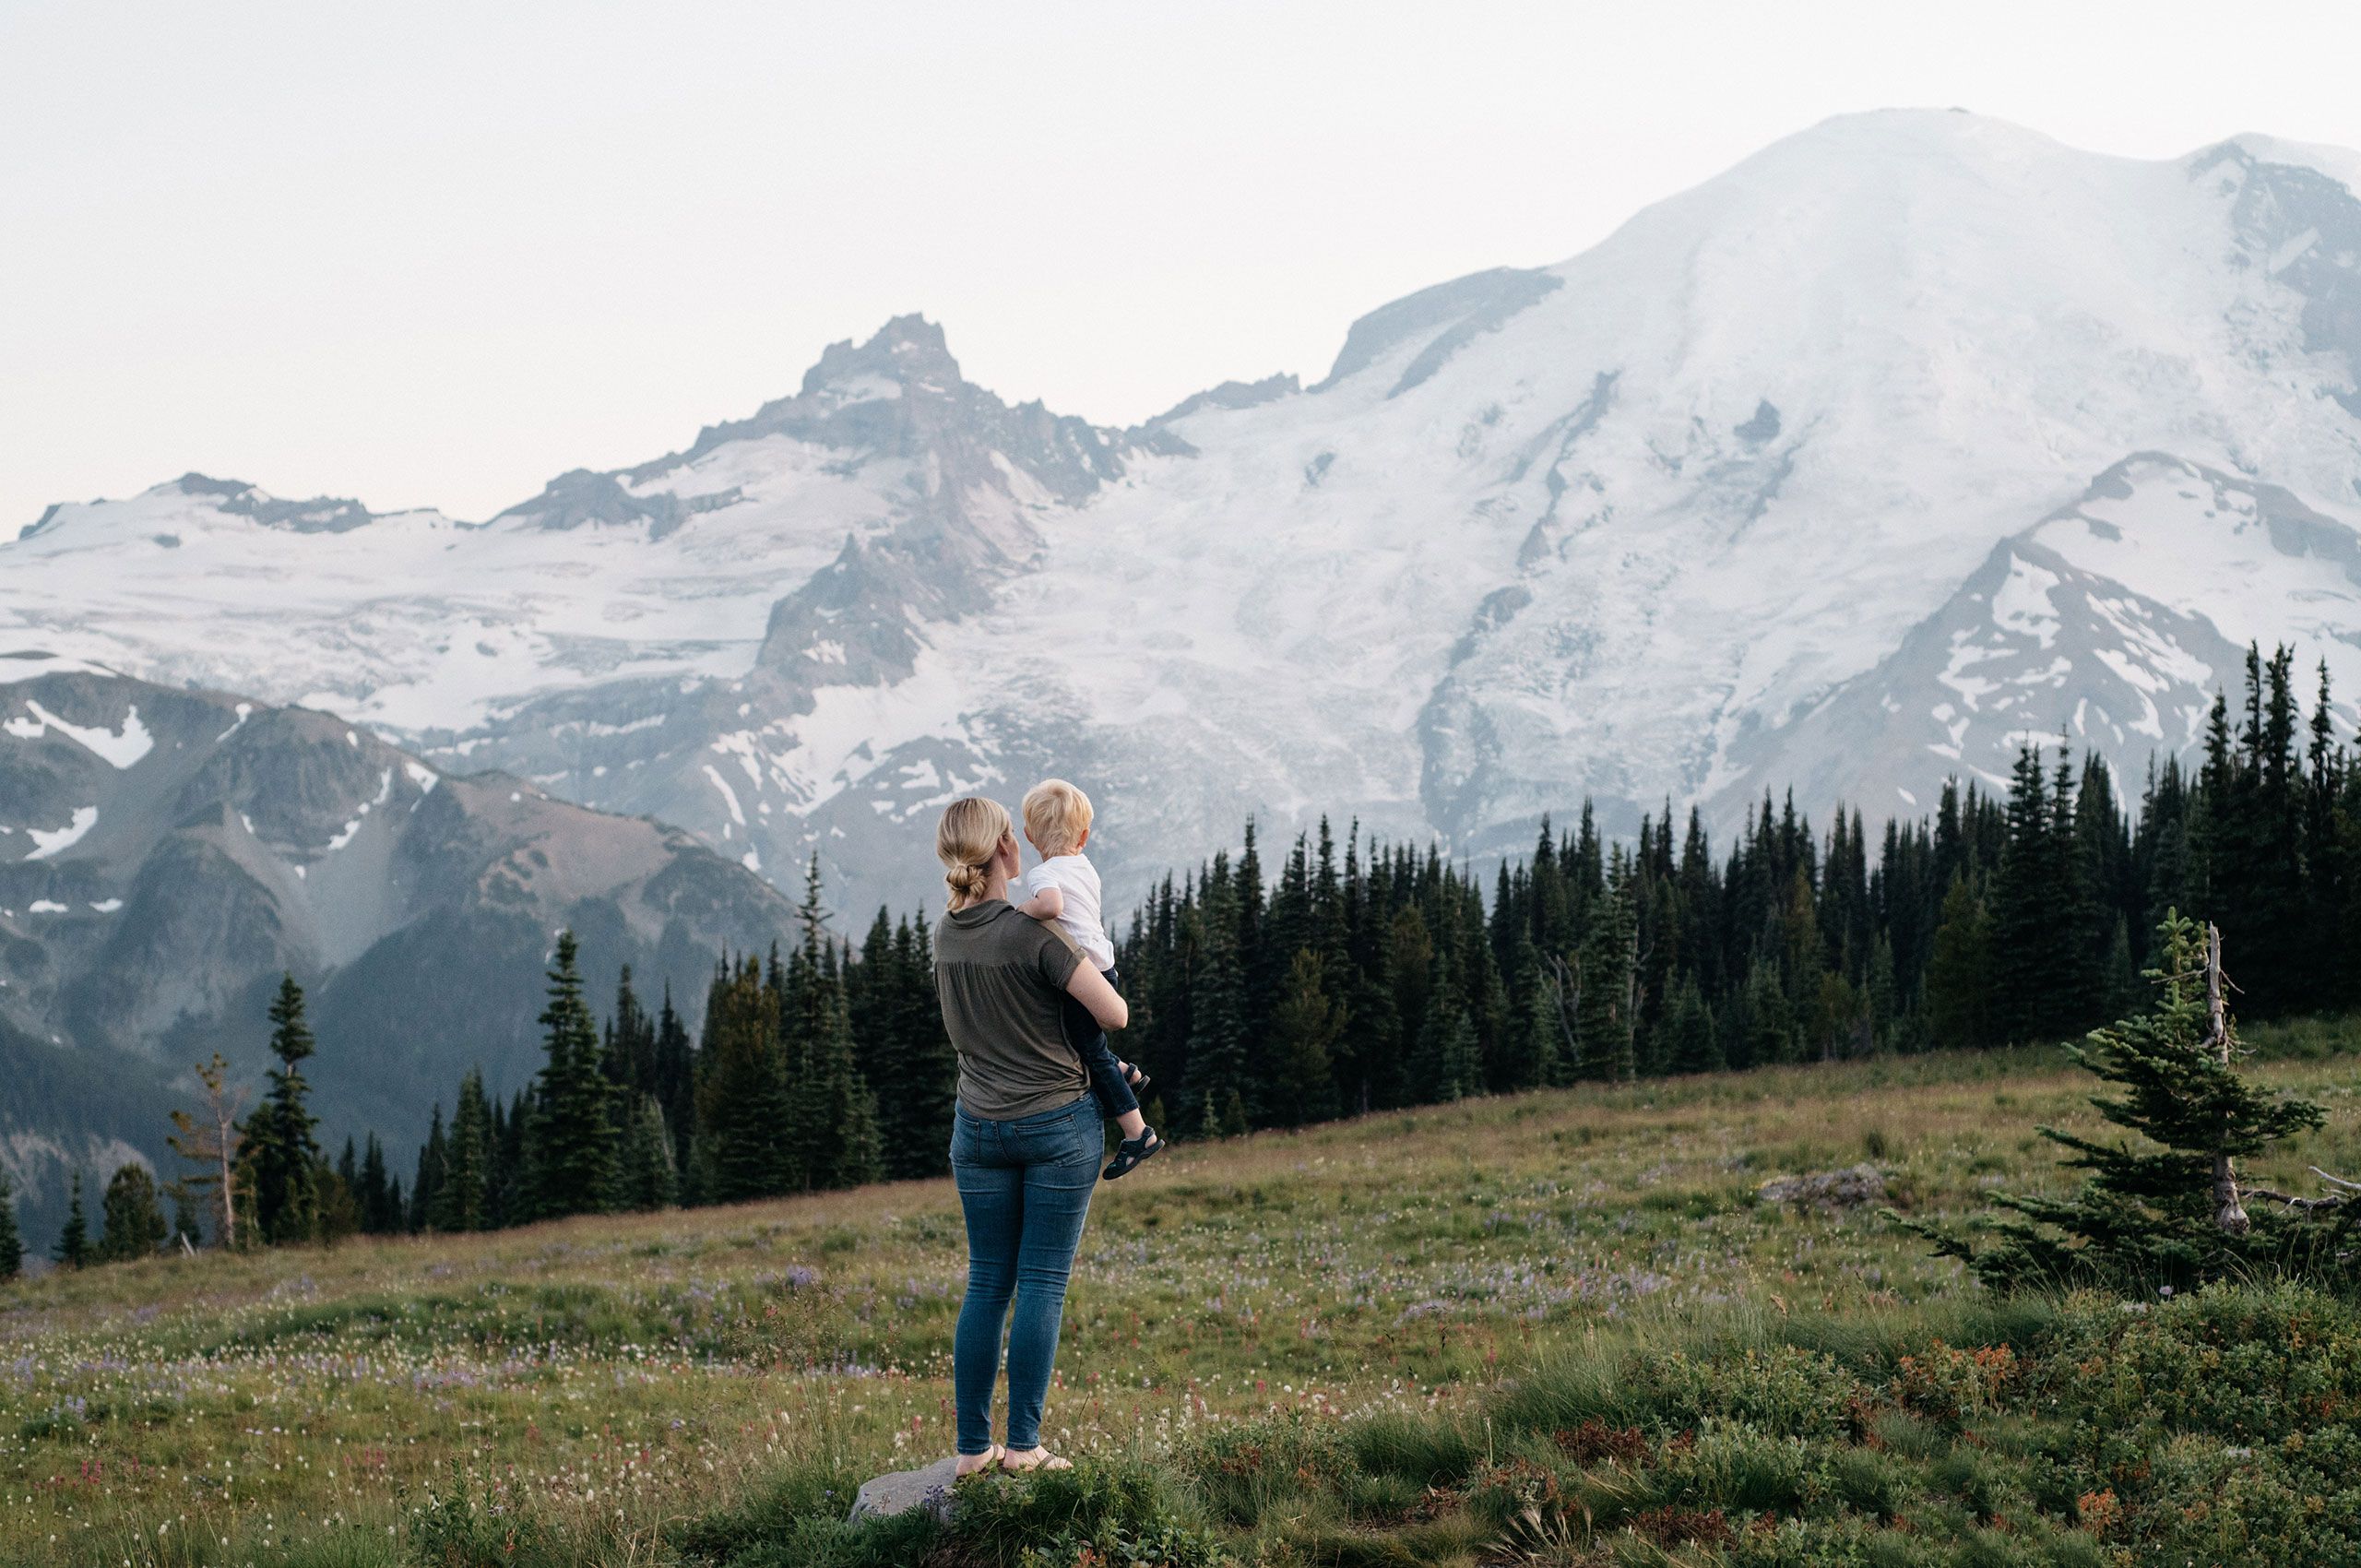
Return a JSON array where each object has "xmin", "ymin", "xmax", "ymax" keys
[{"xmin": 6, "ymin": 1019, "xmax": 2361, "ymax": 1567}]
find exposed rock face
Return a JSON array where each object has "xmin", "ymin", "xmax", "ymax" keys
[
  {"xmin": 7, "ymin": 113, "xmax": 2361, "ymax": 922},
  {"xmin": 0, "ymin": 655, "xmax": 796, "ymax": 1249}
]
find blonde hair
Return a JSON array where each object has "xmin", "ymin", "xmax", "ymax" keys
[
  {"xmin": 936, "ymin": 796, "xmax": 1014, "ymax": 910},
  {"xmin": 1021, "ymin": 778, "xmax": 1094, "ymax": 857}
]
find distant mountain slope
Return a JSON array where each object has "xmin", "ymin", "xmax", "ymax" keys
[
  {"xmin": 6, "ymin": 111, "xmax": 2361, "ymax": 918},
  {"xmin": 0, "ymin": 654, "xmax": 796, "ymax": 1250}
]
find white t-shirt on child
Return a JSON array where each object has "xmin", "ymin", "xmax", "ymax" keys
[{"xmin": 1019, "ymin": 853, "xmax": 1115, "ymax": 971}]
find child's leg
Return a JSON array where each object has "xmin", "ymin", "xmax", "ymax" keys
[
  {"xmin": 1062, "ymin": 969, "xmax": 1144, "ymax": 1134},
  {"xmin": 1074, "ymin": 1030, "xmax": 1142, "ymax": 1132}
]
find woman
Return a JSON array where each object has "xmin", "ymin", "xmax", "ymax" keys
[{"xmin": 933, "ymin": 795, "xmax": 1129, "ymax": 1477}]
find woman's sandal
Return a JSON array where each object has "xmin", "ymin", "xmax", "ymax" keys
[
  {"xmin": 1002, "ymin": 1447, "xmax": 1073, "ymax": 1474},
  {"xmin": 954, "ymin": 1443, "xmax": 1005, "ymax": 1479},
  {"xmin": 1103, "ymin": 1127, "xmax": 1164, "ymax": 1182}
]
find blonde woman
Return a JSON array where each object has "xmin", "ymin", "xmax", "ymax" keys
[{"xmin": 932, "ymin": 795, "xmax": 1129, "ymax": 1476}]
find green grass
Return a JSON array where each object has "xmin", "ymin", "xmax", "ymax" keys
[{"xmin": 5, "ymin": 1017, "xmax": 2359, "ymax": 1565}]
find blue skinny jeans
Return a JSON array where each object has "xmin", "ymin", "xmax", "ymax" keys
[{"xmin": 950, "ymin": 1094, "xmax": 1100, "ymax": 1454}]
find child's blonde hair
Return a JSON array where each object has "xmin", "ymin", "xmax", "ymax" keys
[
  {"xmin": 936, "ymin": 796, "xmax": 1014, "ymax": 910},
  {"xmin": 1021, "ymin": 778, "xmax": 1094, "ymax": 857}
]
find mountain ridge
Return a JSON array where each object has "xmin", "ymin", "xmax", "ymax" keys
[{"xmin": 6, "ymin": 109, "xmax": 2361, "ymax": 921}]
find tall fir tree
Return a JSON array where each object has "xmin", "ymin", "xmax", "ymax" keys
[
  {"xmin": 410, "ymin": 1104, "xmax": 447, "ymax": 1232},
  {"xmin": 53, "ymin": 1171, "xmax": 89, "ymax": 1269},
  {"xmin": 435, "ymin": 1069, "xmax": 494, "ymax": 1232},
  {"xmin": 649, "ymin": 982, "xmax": 696, "ymax": 1173},
  {"xmin": 693, "ymin": 956, "xmax": 795, "ymax": 1202},
  {"xmin": 1266, "ymin": 949, "xmax": 1344, "ymax": 1124},
  {"xmin": 528, "ymin": 931, "xmax": 619, "ymax": 1219},
  {"xmin": 616, "ymin": 1093, "xmax": 677, "ymax": 1211},
  {"xmin": 241, "ymin": 974, "xmax": 324, "ymax": 1246},
  {"xmin": 1187, "ymin": 864, "xmax": 1252, "ymax": 1133}
]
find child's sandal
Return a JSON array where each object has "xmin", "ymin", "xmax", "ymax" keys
[
  {"xmin": 1121, "ymin": 1061, "xmax": 1152, "ymax": 1095},
  {"xmin": 1103, "ymin": 1127, "xmax": 1164, "ymax": 1181}
]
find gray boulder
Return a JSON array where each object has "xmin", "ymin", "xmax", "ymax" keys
[
  {"xmin": 1757, "ymin": 1164, "xmax": 1888, "ymax": 1211},
  {"xmin": 848, "ymin": 1455, "xmax": 962, "ymax": 1524}
]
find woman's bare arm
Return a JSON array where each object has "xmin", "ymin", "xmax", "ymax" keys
[{"xmin": 1064, "ymin": 958, "xmax": 1127, "ymax": 1031}]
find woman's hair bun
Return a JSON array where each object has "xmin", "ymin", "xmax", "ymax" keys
[{"xmin": 936, "ymin": 796, "xmax": 1013, "ymax": 909}]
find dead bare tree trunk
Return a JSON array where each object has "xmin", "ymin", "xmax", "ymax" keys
[
  {"xmin": 2207, "ymin": 922, "xmax": 2250, "ymax": 1238},
  {"xmin": 168, "ymin": 1053, "xmax": 247, "ymax": 1251}
]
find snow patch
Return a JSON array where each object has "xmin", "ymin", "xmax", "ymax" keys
[
  {"xmin": 1989, "ymin": 559, "xmax": 2061, "ymax": 647},
  {"xmin": 701, "ymin": 765, "xmax": 747, "ymax": 826},
  {"xmin": 26, "ymin": 805, "xmax": 97, "ymax": 860},
  {"xmin": 6, "ymin": 700, "xmax": 154, "ymax": 767}
]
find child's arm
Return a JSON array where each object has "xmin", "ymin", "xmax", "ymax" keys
[{"xmin": 1014, "ymin": 883, "xmax": 1064, "ymax": 921}]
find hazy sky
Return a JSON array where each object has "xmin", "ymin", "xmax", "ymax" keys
[{"xmin": 6, "ymin": 1, "xmax": 2361, "ymax": 532}]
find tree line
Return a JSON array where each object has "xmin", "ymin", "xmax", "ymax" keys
[
  {"xmin": 4, "ymin": 642, "xmax": 2350, "ymax": 1270},
  {"xmin": 1111, "ymin": 643, "xmax": 2355, "ymax": 1132}
]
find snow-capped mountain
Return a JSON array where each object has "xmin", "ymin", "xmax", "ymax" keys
[
  {"xmin": 0, "ymin": 653, "xmax": 796, "ymax": 1244},
  {"xmin": 9, "ymin": 110, "xmax": 2361, "ymax": 921}
]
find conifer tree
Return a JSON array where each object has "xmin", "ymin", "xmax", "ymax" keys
[
  {"xmin": 1924, "ymin": 874, "xmax": 1994, "ymax": 1050},
  {"xmin": 97, "ymin": 1163, "xmax": 167, "ymax": 1263},
  {"xmin": 0, "ymin": 1168, "xmax": 23, "ymax": 1280},
  {"xmin": 1413, "ymin": 994, "xmax": 1481, "ymax": 1103},
  {"xmin": 410, "ymin": 1105, "xmax": 447, "ymax": 1231},
  {"xmin": 603, "ymin": 967, "xmax": 658, "ymax": 1093},
  {"xmin": 1186, "ymin": 872, "xmax": 1252, "ymax": 1129},
  {"xmin": 316, "ymin": 1155, "xmax": 362, "ymax": 1242},
  {"xmin": 1664, "ymin": 976, "xmax": 1722, "ymax": 1074},
  {"xmin": 1500, "ymin": 932, "xmax": 1562, "ymax": 1090},
  {"xmin": 241, "ymin": 974, "xmax": 324, "ymax": 1246},
  {"xmin": 1575, "ymin": 861, "xmax": 1638, "ymax": 1080},
  {"xmin": 651, "ymin": 983, "xmax": 696, "ymax": 1174},
  {"xmin": 887, "ymin": 917, "xmax": 957, "ymax": 1178},
  {"xmin": 1902, "ymin": 914, "xmax": 2332, "ymax": 1292},
  {"xmin": 357, "ymin": 1134, "xmax": 394, "ymax": 1234},
  {"xmin": 785, "ymin": 925, "xmax": 882, "ymax": 1191},
  {"xmin": 694, "ymin": 956, "xmax": 794, "ymax": 1202},
  {"xmin": 528, "ymin": 932, "xmax": 619, "ymax": 1218},
  {"xmin": 617, "ymin": 1093, "xmax": 676, "ymax": 1211},
  {"xmin": 53, "ymin": 1171, "xmax": 89, "ymax": 1269},
  {"xmin": 1267, "ymin": 949, "xmax": 1343, "ymax": 1124},
  {"xmin": 492, "ymin": 1089, "xmax": 531, "ymax": 1226},
  {"xmin": 436, "ymin": 1069, "xmax": 494, "ymax": 1232}
]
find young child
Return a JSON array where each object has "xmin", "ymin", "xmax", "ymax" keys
[{"xmin": 1012, "ymin": 778, "xmax": 1164, "ymax": 1180}]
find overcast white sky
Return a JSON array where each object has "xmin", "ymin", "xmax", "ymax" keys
[{"xmin": 6, "ymin": 0, "xmax": 2360, "ymax": 531}]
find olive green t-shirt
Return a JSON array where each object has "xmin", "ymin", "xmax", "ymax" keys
[{"xmin": 934, "ymin": 899, "xmax": 1089, "ymax": 1121}]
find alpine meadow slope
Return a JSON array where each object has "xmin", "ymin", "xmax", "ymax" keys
[{"xmin": 6, "ymin": 109, "xmax": 2361, "ymax": 923}]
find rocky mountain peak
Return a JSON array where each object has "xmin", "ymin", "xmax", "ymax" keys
[{"xmin": 799, "ymin": 313, "xmax": 961, "ymax": 399}]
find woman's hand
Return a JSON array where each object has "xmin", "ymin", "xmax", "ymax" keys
[{"xmin": 1064, "ymin": 959, "xmax": 1127, "ymax": 1032}]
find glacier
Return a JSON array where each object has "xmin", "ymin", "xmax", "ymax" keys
[{"xmin": 6, "ymin": 109, "xmax": 2361, "ymax": 918}]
